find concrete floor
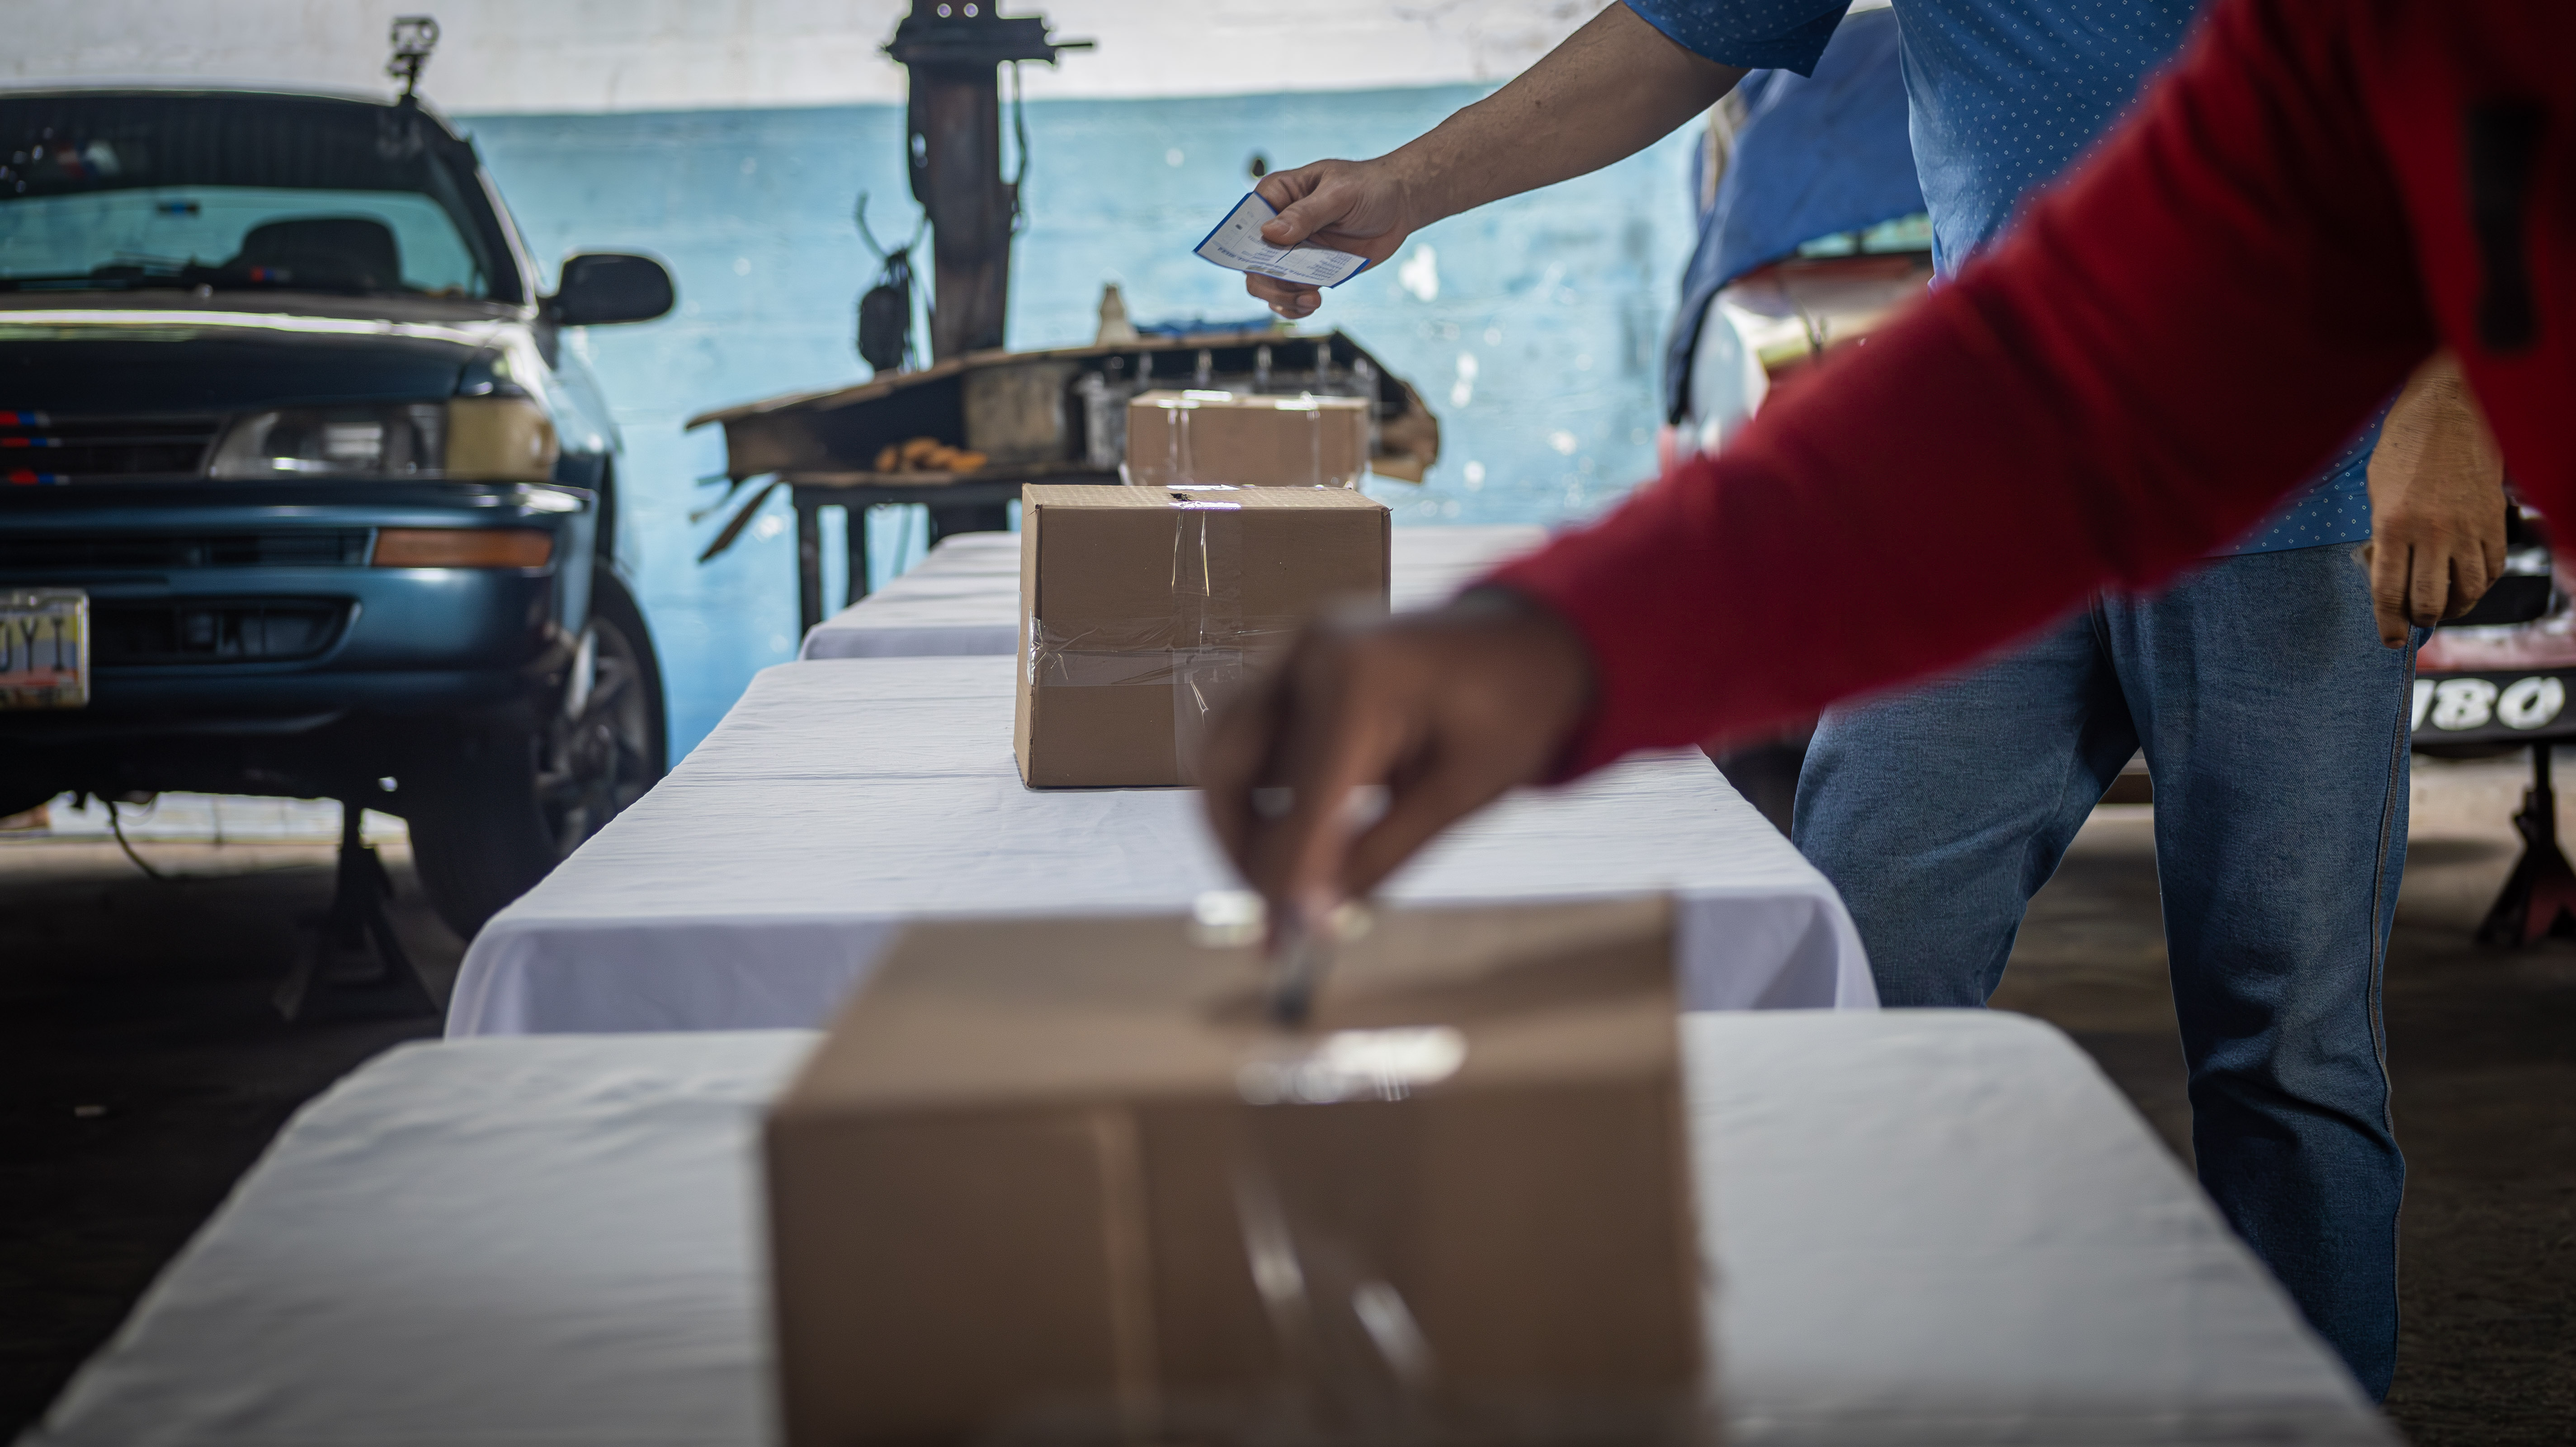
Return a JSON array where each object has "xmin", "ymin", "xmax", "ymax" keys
[
  {"xmin": 0, "ymin": 829, "xmax": 463, "ymax": 1438},
  {"xmin": 2, "ymin": 766, "xmax": 2573, "ymax": 1442}
]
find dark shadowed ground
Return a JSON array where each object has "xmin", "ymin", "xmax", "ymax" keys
[
  {"xmin": 1994, "ymin": 758, "xmax": 2576, "ymax": 1447},
  {"xmin": 0, "ymin": 830, "xmax": 460, "ymax": 1437}
]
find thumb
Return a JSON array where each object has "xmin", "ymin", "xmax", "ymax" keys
[
  {"xmin": 1262, "ymin": 198, "xmax": 1329, "ymax": 243},
  {"xmin": 1261, "ymin": 193, "xmax": 1339, "ymax": 247}
]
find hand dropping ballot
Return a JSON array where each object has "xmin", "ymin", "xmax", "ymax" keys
[{"xmin": 1194, "ymin": 192, "xmax": 1372, "ymax": 288}]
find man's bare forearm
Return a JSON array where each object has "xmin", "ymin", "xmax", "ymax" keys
[
  {"xmin": 1390, "ymin": 5, "xmax": 1746, "ymax": 226},
  {"xmin": 1243, "ymin": 5, "xmax": 1744, "ymax": 314}
]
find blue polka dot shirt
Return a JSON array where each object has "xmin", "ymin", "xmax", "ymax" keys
[{"xmin": 1625, "ymin": 0, "xmax": 2376, "ymax": 555}]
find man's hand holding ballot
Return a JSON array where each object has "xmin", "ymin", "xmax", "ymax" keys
[{"xmin": 1238, "ymin": 4, "xmax": 1743, "ymax": 321}]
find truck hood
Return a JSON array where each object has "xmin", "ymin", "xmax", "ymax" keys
[{"xmin": 0, "ymin": 294, "xmax": 534, "ymax": 415}]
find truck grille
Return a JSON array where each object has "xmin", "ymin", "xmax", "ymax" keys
[
  {"xmin": 1, "ymin": 412, "xmax": 222, "ymax": 482},
  {"xmin": 0, "ymin": 530, "xmax": 373, "ymax": 570},
  {"xmin": 92, "ymin": 599, "xmax": 351, "ymax": 664}
]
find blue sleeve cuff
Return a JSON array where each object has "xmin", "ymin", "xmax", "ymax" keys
[{"xmin": 1622, "ymin": 0, "xmax": 1853, "ymax": 77}]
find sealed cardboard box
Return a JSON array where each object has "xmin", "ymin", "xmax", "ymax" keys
[
  {"xmin": 766, "ymin": 898, "xmax": 1707, "ymax": 1447},
  {"xmin": 1127, "ymin": 389, "xmax": 1373, "ymax": 489},
  {"xmin": 1016, "ymin": 483, "xmax": 1389, "ymax": 789}
]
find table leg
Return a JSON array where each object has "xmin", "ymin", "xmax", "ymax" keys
[
  {"xmin": 928, "ymin": 502, "xmax": 1013, "ymax": 542},
  {"xmin": 795, "ymin": 492, "xmax": 823, "ymax": 639},
  {"xmin": 842, "ymin": 503, "xmax": 872, "ymax": 605}
]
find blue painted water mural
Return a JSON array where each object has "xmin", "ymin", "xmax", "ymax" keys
[{"xmin": 458, "ymin": 87, "xmax": 1699, "ymax": 757}]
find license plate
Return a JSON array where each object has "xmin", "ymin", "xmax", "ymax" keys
[{"xmin": 1, "ymin": 589, "xmax": 89, "ymax": 708}]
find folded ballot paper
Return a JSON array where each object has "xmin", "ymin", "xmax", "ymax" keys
[
  {"xmin": 764, "ymin": 898, "xmax": 1708, "ymax": 1447},
  {"xmin": 1195, "ymin": 193, "xmax": 1373, "ymax": 288}
]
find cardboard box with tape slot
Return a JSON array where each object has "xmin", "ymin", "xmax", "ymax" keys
[
  {"xmin": 764, "ymin": 896, "xmax": 1709, "ymax": 1447},
  {"xmin": 1015, "ymin": 483, "xmax": 1389, "ymax": 789},
  {"xmin": 1127, "ymin": 389, "xmax": 1373, "ymax": 489}
]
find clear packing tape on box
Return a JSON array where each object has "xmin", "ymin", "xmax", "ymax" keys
[
  {"xmin": 1026, "ymin": 501, "xmax": 1298, "ymax": 783},
  {"xmin": 1057, "ymin": 903, "xmax": 1480, "ymax": 1441},
  {"xmin": 763, "ymin": 901, "xmax": 1709, "ymax": 1447},
  {"xmin": 1128, "ymin": 391, "xmax": 1368, "ymax": 490},
  {"xmin": 977, "ymin": 1095, "xmax": 1698, "ymax": 1447}
]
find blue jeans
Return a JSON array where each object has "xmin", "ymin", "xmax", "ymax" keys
[{"xmin": 1792, "ymin": 544, "xmax": 2414, "ymax": 1399}]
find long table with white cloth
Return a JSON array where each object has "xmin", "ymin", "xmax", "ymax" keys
[
  {"xmin": 447, "ymin": 655, "xmax": 1875, "ymax": 1035},
  {"xmin": 23, "ymin": 1013, "xmax": 2389, "ymax": 1446},
  {"xmin": 799, "ymin": 523, "xmax": 1547, "ymax": 660}
]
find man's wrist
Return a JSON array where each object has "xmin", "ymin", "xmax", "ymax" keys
[
  {"xmin": 1449, "ymin": 586, "xmax": 1598, "ymax": 702},
  {"xmin": 1378, "ymin": 139, "xmax": 1459, "ymax": 234}
]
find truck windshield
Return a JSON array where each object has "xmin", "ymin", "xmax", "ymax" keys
[{"xmin": 0, "ymin": 93, "xmax": 516, "ymax": 302}]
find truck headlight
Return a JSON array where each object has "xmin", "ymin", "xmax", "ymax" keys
[{"xmin": 208, "ymin": 398, "xmax": 559, "ymax": 482}]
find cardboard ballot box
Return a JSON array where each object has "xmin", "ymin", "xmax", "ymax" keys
[
  {"xmin": 1016, "ymin": 484, "xmax": 1390, "ymax": 789},
  {"xmin": 765, "ymin": 898, "xmax": 1707, "ymax": 1447},
  {"xmin": 1128, "ymin": 389, "xmax": 1373, "ymax": 489}
]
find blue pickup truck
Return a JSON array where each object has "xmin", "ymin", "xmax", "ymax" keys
[{"xmin": 0, "ymin": 86, "xmax": 674, "ymax": 937}]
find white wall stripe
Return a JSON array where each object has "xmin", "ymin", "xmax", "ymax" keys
[{"xmin": 5, "ymin": 1, "xmax": 1619, "ymax": 113}]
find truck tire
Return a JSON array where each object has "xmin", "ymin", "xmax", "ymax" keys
[{"xmin": 409, "ymin": 570, "xmax": 667, "ymax": 939}]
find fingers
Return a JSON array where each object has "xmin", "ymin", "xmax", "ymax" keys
[
  {"xmin": 1241, "ymin": 641, "xmax": 1406, "ymax": 928},
  {"xmin": 2366, "ymin": 347, "xmax": 2508, "ymax": 636},
  {"xmin": 2447, "ymin": 533, "xmax": 2501, "ymax": 619},
  {"xmin": 2372, "ymin": 513, "xmax": 2511, "ymax": 641},
  {"xmin": 1258, "ymin": 179, "xmax": 1340, "ymax": 247},
  {"xmin": 1243, "ymin": 272, "xmax": 1321, "ymax": 319},
  {"xmin": 1251, "ymin": 168, "xmax": 1312, "ymax": 215},
  {"xmin": 1198, "ymin": 664, "xmax": 1290, "ymax": 873},
  {"xmin": 2366, "ymin": 539, "xmax": 2413, "ymax": 648},
  {"xmin": 2406, "ymin": 531, "xmax": 2453, "ymax": 630},
  {"xmin": 1336, "ymin": 743, "xmax": 1520, "ymax": 902},
  {"xmin": 1255, "ymin": 161, "xmax": 1403, "ymax": 251},
  {"xmin": 2461, "ymin": 502, "xmax": 2509, "ymax": 617},
  {"xmin": 1203, "ymin": 597, "xmax": 1595, "ymax": 926},
  {"xmin": 1240, "ymin": 158, "xmax": 1414, "ymax": 318}
]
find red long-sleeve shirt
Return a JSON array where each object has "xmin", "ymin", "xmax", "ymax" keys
[{"xmin": 1489, "ymin": 0, "xmax": 2574, "ymax": 775}]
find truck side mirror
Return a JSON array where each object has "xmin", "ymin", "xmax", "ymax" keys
[{"xmin": 548, "ymin": 253, "xmax": 675, "ymax": 326}]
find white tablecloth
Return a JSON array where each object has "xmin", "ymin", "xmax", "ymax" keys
[
  {"xmin": 23, "ymin": 1015, "xmax": 2388, "ymax": 1446},
  {"xmin": 798, "ymin": 523, "xmax": 1548, "ymax": 660},
  {"xmin": 447, "ymin": 657, "xmax": 1873, "ymax": 1036}
]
